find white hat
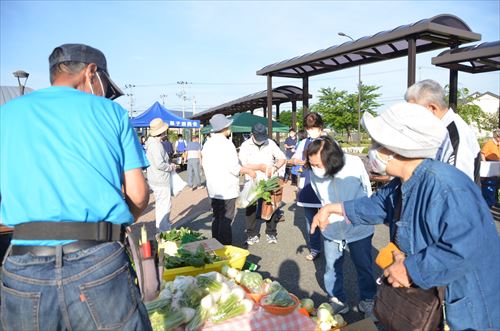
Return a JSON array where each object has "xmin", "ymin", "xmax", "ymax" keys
[
  {"xmin": 362, "ymin": 102, "xmax": 446, "ymax": 159},
  {"xmin": 209, "ymin": 114, "xmax": 233, "ymax": 132},
  {"xmin": 149, "ymin": 118, "xmax": 169, "ymax": 136}
]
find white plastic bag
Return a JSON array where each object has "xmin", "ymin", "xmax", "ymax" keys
[
  {"xmin": 170, "ymin": 171, "xmax": 187, "ymax": 197},
  {"xmin": 236, "ymin": 180, "xmax": 258, "ymax": 208}
]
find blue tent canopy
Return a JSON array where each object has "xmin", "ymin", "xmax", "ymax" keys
[{"xmin": 130, "ymin": 101, "xmax": 200, "ymax": 128}]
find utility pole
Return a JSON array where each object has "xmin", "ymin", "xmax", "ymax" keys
[
  {"xmin": 338, "ymin": 32, "xmax": 362, "ymax": 146},
  {"xmin": 176, "ymin": 81, "xmax": 191, "ymax": 119},
  {"xmin": 124, "ymin": 84, "xmax": 135, "ymax": 118},
  {"xmin": 160, "ymin": 94, "xmax": 168, "ymax": 106}
]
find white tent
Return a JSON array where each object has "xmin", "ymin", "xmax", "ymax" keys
[{"xmin": 0, "ymin": 86, "xmax": 34, "ymax": 106}]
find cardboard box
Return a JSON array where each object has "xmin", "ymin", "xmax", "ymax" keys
[{"xmin": 181, "ymin": 238, "xmax": 224, "ymax": 253}]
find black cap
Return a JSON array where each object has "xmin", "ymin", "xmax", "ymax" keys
[
  {"xmin": 49, "ymin": 44, "xmax": 124, "ymax": 100},
  {"xmin": 251, "ymin": 122, "xmax": 268, "ymax": 144}
]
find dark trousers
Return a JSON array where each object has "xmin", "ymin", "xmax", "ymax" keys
[
  {"xmin": 211, "ymin": 198, "xmax": 236, "ymax": 245},
  {"xmin": 245, "ymin": 199, "xmax": 278, "ymax": 238}
]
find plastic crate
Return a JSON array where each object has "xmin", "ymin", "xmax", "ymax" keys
[{"xmin": 163, "ymin": 245, "xmax": 249, "ymax": 281}]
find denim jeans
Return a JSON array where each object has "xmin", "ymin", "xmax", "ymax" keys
[
  {"xmin": 187, "ymin": 158, "xmax": 201, "ymax": 188},
  {"xmin": 323, "ymin": 234, "xmax": 376, "ymax": 302},
  {"xmin": 304, "ymin": 207, "xmax": 322, "ymax": 254},
  {"xmin": 1, "ymin": 242, "xmax": 152, "ymax": 331}
]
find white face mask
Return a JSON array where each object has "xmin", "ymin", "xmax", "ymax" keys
[
  {"xmin": 368, "ymin": 147, "xmax": 393, "ymax": 175},
  {"xmin": 311, "ymin": 166, "xmax": 326, "ymax": 178},
  {"xmin": 307, "ymin": 129, "xmax": 321, "ymax": 139},
  {"xmin": 87, "ymin": 72, "xmax": 105, "ymax": 97}
]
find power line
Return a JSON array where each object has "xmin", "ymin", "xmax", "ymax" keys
[{"xmin": 127, "ymin": 68, "xmax": 408, "ymax": 88}]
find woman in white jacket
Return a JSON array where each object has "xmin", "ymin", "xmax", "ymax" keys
[{"xmin": 145, "ymin": 118, "xmax": 177, "ymax": 231}]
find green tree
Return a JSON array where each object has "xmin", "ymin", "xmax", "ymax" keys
[
  {"xmin": 277, "ymin": 108, "xmax": 304, "ymax": 130},
  {"xmin": 311, "ymin": 84, "xmax": 381, "ymax": 141},
  {"xmin": 445, "ymin": 86, "xmax": 494, "ymax": 133}
]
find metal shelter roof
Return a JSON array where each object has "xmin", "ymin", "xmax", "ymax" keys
[
  {"xmin": 431, "ymin": 41, "xmax": 500, "ymax": 73},
  {"xmin": 257, "ymin": 14, "xmax": 481, "ymax": 78},
  {"xmin": 191, "ymin": 85, "xmax": 311, "ymax": 122}
]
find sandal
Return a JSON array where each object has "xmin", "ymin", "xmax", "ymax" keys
[{"xmin": 305, "ymin": 251, "xmax": 319, "ymax": 261}]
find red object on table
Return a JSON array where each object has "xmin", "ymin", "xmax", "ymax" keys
[
  {"xmin": 297, "ymin": 307, "xmax": 310, "ymax": 317},
  {"xmin": 202, "ymin": 306, "xmax": 316, "ymax": 331},
  {"xmin": 140, "ymin": 241, "xmax": 151, "ymax": 258}
]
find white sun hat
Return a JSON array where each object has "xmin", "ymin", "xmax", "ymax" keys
[{"xmin": 362, "ymin": 102, "xmax": 447, "ymax": 159}]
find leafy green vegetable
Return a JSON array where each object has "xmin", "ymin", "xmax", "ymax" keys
[
  {"xmin": 239, "ymin": 271, "xmax": 264, "ymax": 294},
  {"xmin": 164, "ymin": 246, "xmax": 222, "ymax": 269},
  {"xmin": 264, "ymin": 280, "xmax": 283, "ymax": 295},
  {"xmin": 299, "ymin": 298, "xmax": 315, "ymax": 313},
  {"xmin": 211, "ymin": 295, "xmax": 254, "ymax": 323},
  {"xmin": 261, "ymin": 288, "xmax": 295, "ymax": 307},
  {"xmin": 145, "ymin": 298, "xmax": 171, "ymax": 314},
  {"xmin": 247, "ymin": 176, "xmax": 280, "ymax": 206},
  {"xmin": 159, "ymin": 227, "xmax": 206, "ymax": 243}
]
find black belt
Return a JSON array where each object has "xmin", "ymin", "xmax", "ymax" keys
[
  {"xmin": 11, "ymin": 240, "xmax": 104, "ymax": 257},
  {"xmin": 13, "ymin": 221, "xmax": 125, "ymax": 242}
]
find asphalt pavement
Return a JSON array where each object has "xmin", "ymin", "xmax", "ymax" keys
[
  {"xmin": 158, "ymin": 171, "xmax": 389, "ymax": 325},
  {"xmin": 140, "ymin": 169, "xmax": 500, "ymax": 326}
]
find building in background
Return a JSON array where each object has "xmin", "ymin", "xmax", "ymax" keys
[{"xmin": 468, "ymin": 91, "xmax": 500, "ymax": 138}]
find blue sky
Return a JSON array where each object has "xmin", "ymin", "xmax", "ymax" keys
[{"xmin": 1, "ymin": 0, "xmax": 499, "ymax": 116}]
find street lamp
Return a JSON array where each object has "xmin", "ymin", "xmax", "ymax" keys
[
  {"xmin": 12, "ymin": 70, "xmax": 29, "ymax": 96},
  {"xmin": 338, "ymin": 32, "xmax": 362, "ymax": 146}
]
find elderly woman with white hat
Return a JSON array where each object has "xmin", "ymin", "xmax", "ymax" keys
[
  {"xmin": 311, "ymin": 103, "xmax": 500, "ymax": 330},
  {"xmin": 145, "ymin": 118, "xmax": 177, "ymax": 231}
]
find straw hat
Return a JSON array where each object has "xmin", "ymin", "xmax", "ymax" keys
[
  {"xmin": 362, "ymin": 102, "xmax": 446, "ymax": 159},
  {"xmin": 149, "ymin": 118, "xmax": 169, "ymax": 136}
]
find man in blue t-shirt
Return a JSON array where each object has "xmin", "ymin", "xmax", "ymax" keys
[{"xmin": 0, "ymin": 44, "xmax": 152, "ymax": 330}]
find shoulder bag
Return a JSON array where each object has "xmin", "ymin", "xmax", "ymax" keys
[{"xmin": 373, "ymin": 185, "xmax": 446, "ymax": 331}]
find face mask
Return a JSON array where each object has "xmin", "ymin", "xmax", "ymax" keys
[
  {"xmin": 253, "ymin": 137, "xmax": 265, "ymax": 146},
  {"xmin": 368, "ymin": 147, "xmax": 393, "ymax": 175},
  {"xmin": 311, "ymin": 166, "xmax": 326, "ymax": 178},
  {"xmin": 87, "ymin": 72, "xmax": 105, "ymax": 97},
  {"xmin": 307, "ymin": 129, "xmax": 321, "ymax": 139}
]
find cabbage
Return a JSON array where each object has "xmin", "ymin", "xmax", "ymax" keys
[
  {"xmin": 318, "ymin": 302, "xmax": 334, "ymax": 315},
  {"xmin": 264, "ymin": 281, "xmax": 283, "ymax": 295},
  {"xmin": 239, "ymin": 271, "xmax": 263, "ymax": 293},
  {"xmin": 261, "ymin": 288, "xmax": 295, "ymax": 307},
  {"xmin": 299, "ymin": 298, "xmax": 315, "ymax": 313}
]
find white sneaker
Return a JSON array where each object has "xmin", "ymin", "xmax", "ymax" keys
[
  {"xmin": 358, "ymin": 299, "xmax": 374, "ymax": 317},
  {"xmin": 246, "ymin": 236, "xmax": 260, "ymax": 246},
  {"xmin": 266, "ymin": 234, "xmax": 278, "ymax": 244},
  {"xmin": 329, "ymin": 296, "xmax": 349, "ymax": 314}
]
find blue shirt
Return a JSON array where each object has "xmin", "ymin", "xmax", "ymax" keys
[
  {"xmin": 162, "ymin": 140, "xmax": 174, "ymax": 157},
  {"xmin": 344, "ymin": 159, "xmax": 500, "ymax": 330},
  {"xmin": 0, "ymin": 86, "xmax": 149, "ymax": 245}
]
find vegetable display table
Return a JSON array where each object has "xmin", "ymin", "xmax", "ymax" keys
[{"xmin": 202, "ymin": 306, "xmax": 316, "ymax": 331}]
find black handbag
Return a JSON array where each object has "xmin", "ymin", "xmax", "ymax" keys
[
  {"xmin": 373, "ymin": 185, "xmax": 446, "ymax": 331},
  {"xmin": 373, "ymin": 278, "xmax": 445, "ymax": 331}
]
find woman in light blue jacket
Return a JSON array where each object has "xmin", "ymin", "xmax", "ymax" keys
[
  {"xmin": 306, "ymin": 136, "xmax": 376, "ymax": 316},
  {"xmin": 312, "ymin": 103, "xmax": 500, "ymax": 330}
]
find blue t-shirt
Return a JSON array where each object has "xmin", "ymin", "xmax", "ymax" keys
[
  {"xmin": 176, "ymin": 139, "xmax": 186, "ymax": 153},
  {"xmin": 0, "ymin": 86, "xmax": 149, "ymax": 245}
]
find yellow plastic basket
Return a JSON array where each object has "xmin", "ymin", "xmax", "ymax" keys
[{"xmin": 162, "ymin": 245, "xmax": 249, "ymax": 281}]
